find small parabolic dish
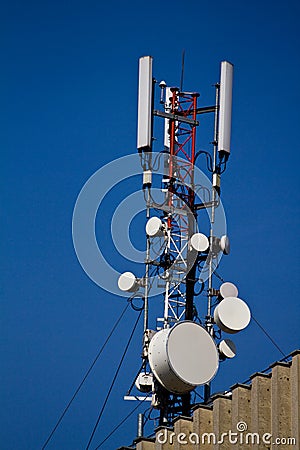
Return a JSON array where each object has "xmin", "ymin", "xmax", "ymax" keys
[
  {"xmin": 219, "ymin": 281, "xmax": 238, "ymax": 299},
  {"xmin": 214, "ymin": 297, "xmax": 251, "ymax": 334},
  {"xmin": 219, "ymin": 339, "xmax": 236, "ymax": 359},
  {"xmin": 220, "ymin": 235, "xmax": 230, "ymax": 255},
  {"xmin": 190, "ymin": 233, "xmax": 209, "ymax": 252},
  {"xmin": 145, "ymin": 217, "xmax": 164, "ymax": 237},
  {"xmin": 118, "ymin": 272, "xmax": 138, "ymax": 292},
  {"xmin": 148, "ymin": 321, "xmax": 219, "ymax": 394}
]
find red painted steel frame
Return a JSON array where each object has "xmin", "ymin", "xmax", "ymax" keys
[{"xmin": 168, "ymin": 89, "xmax": 198, "ymax": 227}]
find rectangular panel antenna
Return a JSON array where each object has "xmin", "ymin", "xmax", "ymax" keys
[
  {"xmin": 137, "ymin": 56, "xmax": 153, "ymax": 150},
  {"xmin": 218, "ymin": 61, "xmax": 233, "ymax": 154}
]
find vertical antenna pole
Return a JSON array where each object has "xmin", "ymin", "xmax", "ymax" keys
[
  {"xmin": 207, "ymin": 84, "xmax": 220, "ymax": 321},
  {"xmin": 143, "ymin": 229, "xmax": 150, "ymax": 334},
  {"xmin": 180, "ymin": 50, "xmax": 185, "ymax": 92},
  {"xmin": 137, "ymin": 413, "xmax": 144, "ymax": 438},
  {"xmin": 204, "ymin": 83, "xmax": 220, "ymax": 403},
  {"xmin": 212, "ymin": 83, "xmax": 220, "ymax": 223},
  {"xmin": 143, "ymin": 156, "xmax": 152, "ymax": 336}
]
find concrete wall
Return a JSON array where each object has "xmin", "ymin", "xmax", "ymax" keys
[{"xmin": 119, "ymin": 350, "xmax": 299, "ymax": 450}]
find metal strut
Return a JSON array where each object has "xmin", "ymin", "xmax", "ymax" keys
[{"xmin": 156, "ymin": 89, "xmax": 199, "ymax": 424}]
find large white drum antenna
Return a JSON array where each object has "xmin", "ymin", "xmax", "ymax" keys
[{"xmin": 148, "ymin": 321, "xmax": 219, "ymax": 394}]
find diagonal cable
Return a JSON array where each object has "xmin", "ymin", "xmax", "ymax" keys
[
  {"xmin": 85, "ymin": 309, "xmax": 142, "ymax": 450},
  {"xmin": 41, "ymin": 301, "xmax": 130, "ymax": 449},
  {"xmin": 93, "ymin": 395, "xmax": 149, "ymax": 450},
  {"xmin": 252, "ymin": 315, "xmax": 286, "ymax": 358}
]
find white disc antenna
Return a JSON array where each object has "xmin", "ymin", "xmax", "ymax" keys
[
  {"xmin": 145, "ymin": 217, "xmax": 166, "ymax": 238},
  {"xmin": 190, "ymin": 233, "xmax": 209, "ymax": 252},
  {"xmin": 214, "ymin": 296, "xmax": 251, "ymax": 334},
  {"xmin": 220, "ymin": 235, "xmax": 230, "ymax": 255},
  {"xmin": 219, "ymin": 281, "xmax": 238, "ymax": 299},
  {"xmin": 219, "ymin": 339, "xmax": 236, "ymax": 359},
  {"xmin": 118, "ymin": 271, "xmax": 139, "ymax": 292}
]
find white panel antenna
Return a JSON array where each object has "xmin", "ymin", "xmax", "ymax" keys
[
  {"xmin": 137, "ymin": 56, "xmax": 153, "ymax": 150},
  {"xmin": 218, "ymin": 61, "xmax": 233, "ymax": 154}
]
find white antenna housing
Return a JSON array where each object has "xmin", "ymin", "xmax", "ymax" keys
[
  {"xmin": 190, "ymin": 233, "xmax": 209, "ymax": 252},
  {"xmin": 219, "ymin": 339, "xmax": 236, "ymax": 359},
  {"xmin": 137, "ymin": 56, "xmax": 153, "ymax": 151},
  {"xmin": 219, "ymin": 281, "xmax": 239, "ymax": 299},
  {"xmin": 145, "ymin": 217, "xmax": 165, "ymax": 237},
  {"xmin": 148, "ymin": 321, "xmax": 219, "ymax": 394},
  {"xmin": 214, "ymin": 296, "xmax": 251, "ymax": 334},
  {"xmin": 135, "ymin": 373, "xmax": 153, "ymax": 393},
  {"xmin": 220, "ymin": 235, "xmax": 230, "ymax": 255},
  {"xmin": 118, "ymin": 271, "xmax": 139, "ymax": 292},
  {"xmin": 218, "ymin": 61, "xmax": 233, "ymax": 154}
]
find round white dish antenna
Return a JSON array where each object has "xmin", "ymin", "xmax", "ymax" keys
[
  {"xmin": 118, "ymin": 271, "xmax": 138, "ymax": 292},
  {"xmin": 190, "ymin": 233, "xmax": 209, "ymax": 252},
  {"xmin": 214, "ymin": 297, "xmax": 251, "ymax": 334},
  {"xmin": 148, "ymin": 321, "xmax": 219, "ymax": 394},
  {"xmin": 219, "ymin": 281, "xmax": 238, "ymax": 299},
  {"xmin": 220, "ymin": 235, "xmax": 230, "ymax": 254},
  {"xmin": 219, "ymin": 339, "xmax": 236, "ymax": 359},
  {"xmin": 145, "ymin": 217, "xmax": 164, "ymax": 237}
]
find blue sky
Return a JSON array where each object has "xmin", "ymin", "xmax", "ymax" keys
[{"xmin": 1, "ymin": 1, "xmax": 300, "ymax": 449}]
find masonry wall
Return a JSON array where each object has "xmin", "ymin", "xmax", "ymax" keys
[{"xmin": 119, "ymin": 350, "xmax": 299, "ymax": 450}]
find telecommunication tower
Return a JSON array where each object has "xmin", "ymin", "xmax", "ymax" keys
[{"xmin": 118, "ymin": 56, "xmax": 251, "ymax": 429}]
